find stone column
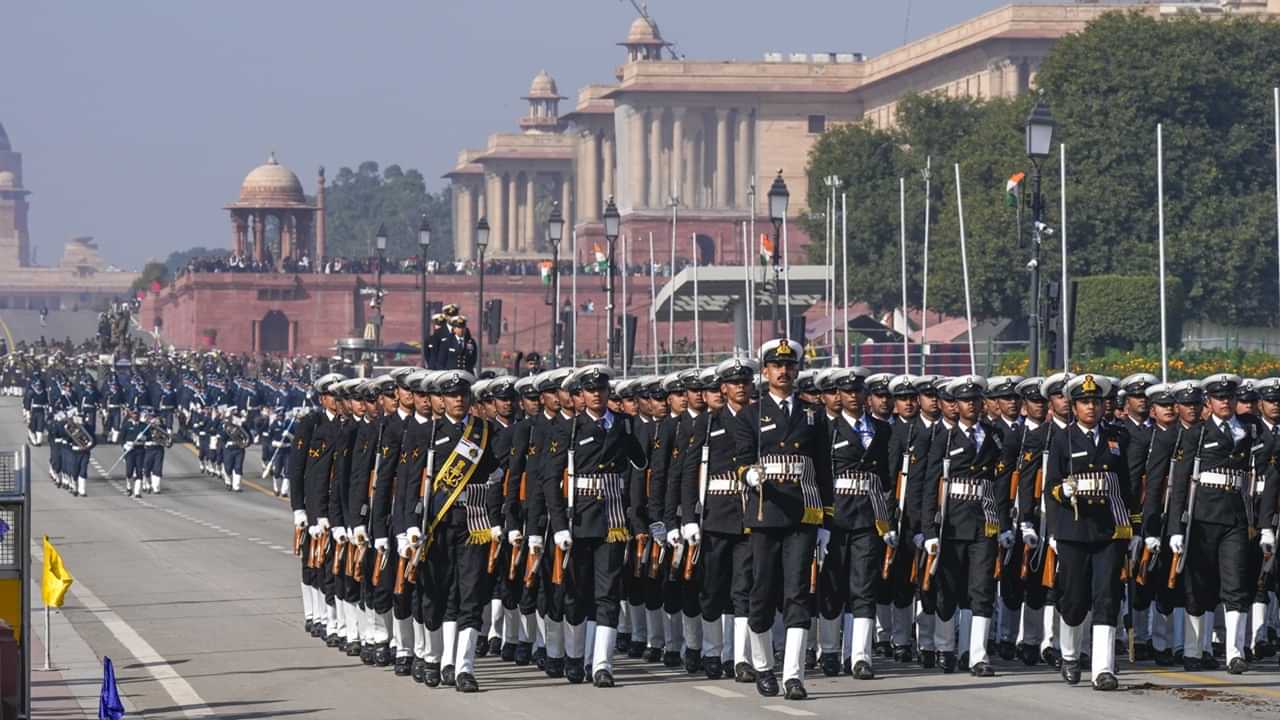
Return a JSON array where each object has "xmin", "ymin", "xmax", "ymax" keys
[
  {"xmin": 524, "ymin": 172, "xmax": 537, "ymax": 252},
  {"xmin": 280, "ymin": 214, "xmax": 292, "ymax": 262},
  {"xmin": 506, "ymin": 172, "xmax": 519, "ymax": 253},
  {"xmin": 734, "ymin": 110, "xmax": 751, "ymax": 208},
  {"xmin": 629, "ymin": 107, "xmax": 647, "ymax": 210},
  {"xmin": 686, "ymin": 122, "xmax": 699, "ymax": 208},
  {"xmin": 456, "ymin": 182, "xmax": 474, "ymax": 261},
  {"xmin": 560, "ymin": 174, "xmax": 573, "ymax": 230},
  {"xmin": 252, "ymin": 212, "xmax": 265, "ymax": 264},
  {"xmin": 670, "ymin": 107, "xmax": 685, "ymax": 205},
  {"xmin": 232, "ymin": 213, "xmax": 247, "ymax": 256},
  {"xmin": 584, "ymin": 130, "xmax": 600, "ymax": 222},
  {"xmin": 715, "ymin": 108, "xmax": 731, "ymax": 208},
  {"xmin": 486, "ymin": 172, "xmax": 504, "ymax": 256},
  {"xmin": 648, "ymin": 107, "xmax": 663, "ymax": 210},
  {"xmin": 601, "ymin": 133, "xmax": 615, "ymax": 200}
]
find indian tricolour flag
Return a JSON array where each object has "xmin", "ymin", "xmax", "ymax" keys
[
  {"xmin": 759, "ymin": 233, "xmax": 775, "ymax": 263},
  {"xmin": 540, "ymin": 260, "xmax": 553, "ymax": 285},
  {"xmin": 592, "ymin": 244, "xmax": 607, "ymax": 272},
  {"xmin": 1005, "ymin": 171, "xmax": 1025, "ymax": 208}
]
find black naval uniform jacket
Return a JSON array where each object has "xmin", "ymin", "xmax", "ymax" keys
[
  {"xmin": 370, "ymin": 409, "xmax": 408, "ymax": 542},
  {"xmin": 543, "ymin": 410, "xmax": 649, "ymax": 539},
  {"xmin": 827, "ymin": 412, "xmax": 893, "ymax": 534},
  {"xmin": 628, "ymin": 415, "xmax": 659, "ymax": 535},
  {"xmin": 1257, "ymin": 419, "xmax": 1280, "ymax": 533},
  {"xmin": 1043, "ymin": 423, "xmax": 1136, "ymax": 543},
  {"xmin": 489, "ymin": 415, "xmax": 516, "ymax": 525},
  {"xmin": 1168, "ymin": 415, "xmax": 1258, "ymax": 536},
  {"xmin": 1012, "ymin": 420, "xmax": 1049, "ymax": 525},
  {"xmin": 664, "ymin": 410, "xmax": 701, "ymax": 531},
  {"xmin": 647, "ymin": 414, "xmax": 680, "ymax": 531},
  {"xmin": 502, "ymin": 415, "xmax": 535, "ymax": 534},
  {"xmin": 1120, "ymin": 415, "xmax": 1155, "ymax": 534},
  {"xmin": 680, "ymin": 406, "xmax": 746, "ymax": 535},
  {"xmin": 402, "ymin": 414, "xmax": 502, "ymax": 539},
  {"xmin": 922, "ymin": 420, "xmax": 1010, "ymax": 541},
  {"xmin": 392, "ymin": 413, "xmax": 438, "ymax": 538},
  {"xmin": 289, "ymin": 410, "xmax": 342, "ymax": 524},
  {"xmin": 327, "ymin": 416, "xmax": 357, "ymax": 532},
  {"xmin": 888, "ymin": 415, "xmax": 932, "ymax": 537},
  {"xmin": 730, "ymin": 393, "xmax": 834, "ymax": 530},
  {"xmin": 344, "ymin": 415, "xmax": 381, "ymax": 533},
  {"xmin": 524, "ymin": 411, "xmax": 570, "ymax": 540},
  {"xmin": 1141, "ymin": 423, "xmax": 1184, "ymax": 538}
]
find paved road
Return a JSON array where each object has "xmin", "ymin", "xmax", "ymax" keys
[{"xmin": 8, "ymin": 397, "xmax": 1280, "ymax": 719}]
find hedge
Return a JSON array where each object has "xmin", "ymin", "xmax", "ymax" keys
[
  {"xmin": 1072, "ymin": 275, "xmax": 1184, "ymax": 357},
  {"xmin": 996, "ymin": 347, "xmax": 1280, "ymax": 380}
]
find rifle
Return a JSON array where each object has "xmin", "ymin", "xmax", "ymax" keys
[
  {"xmin": 331, "ymin": 539, "xmax": 346, "ymax": 576},
  {"xmin": 1169, "ymin": 423, "xmax": 1207, "ymax": 589},
  {"xmin": 103, "ymin": 421, "xmax": 152, "ymax": 477},
  {"xmin": 684, "ymin": 413, "xmax": 715, "ymax": 580},
  {"xmin": 922, "ymin": 428, "xmax": 955, "ymax": 592},
  {"xmin": 508, "ymin": 540, "xmax": 524, "ymax": 582},
  {"xmin": 669, "ymin": 540, "xmax": 686, "ymax": 583},
  {"xmin": 403, "ymin": 416, "xmax": 439, "ymax": 587},
  {"xmin": 648, "ymin": 541, "xmax": 667, "ymax": 580},
  {"xmin": 633, "ymin": 534, "xmax": 651, "ymax": 578},
  {"xmin": 486, "ymin": 537, "xmax": 502, "ymax": 574},
  {"xmin": 1034, "ymin": 422, "xmax": 1058, "ymax": 587},
  {"xmin": 523, "ymin": 542, "xmax": 543, "ymax": 589},
  {"xmin": 293, "ymin": 525, "xmax": 304, "ymax": 556},
  {"xmin": 883, "ymin": 421, "xmax": 916, "ymax": 579},
  {"xmin": 553, "ymin": 415, "xmax": 579, "ymax": 586}
]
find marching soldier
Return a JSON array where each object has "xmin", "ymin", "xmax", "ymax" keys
[
  {"xmin": 1252, "ymin": 378, "xmax": 1280, "ymax": 660},
  {"xmin": 436, "ymin": 316, "xmax": 479, "ymax": 373},
  {"xmin": 1043, "ymin": 374, "xmax": 1135, "ymax": 690},
  {"xmin": 1116, "ymin": 372, "xmax": 1159, "ymax": 660},
  {"xmin": 1007, "ymin": 376, "xmax": 1051, "ymax": 666},
  {"xmin": 733, "ymin": 338, "xmax": 833, "ymax": 700},
  {"xmin": 1141, "ymin": 381, "xmax": 1189, "ymax": 666}
]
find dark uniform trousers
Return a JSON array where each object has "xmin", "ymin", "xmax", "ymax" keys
[
  {"xmin": 417, "ymin": 526, "xmax": 494, "ymax": 631},
  {"xmin": 699, "ymin": 532, "xmax": 753, "ymax": 621},
  {"xmin": 361, "ymin": 545, "xmax": 396, "ymax": 614},
  {"xmin": 819, "ymin": 528, "xmax": 884, "ymax": 620},
  {"xmin": 1054, "ymin": 540, "xmax": 1123, "ymax": 627},
  {"xmin": 1000, "ymin": 541, "xmax": 1048, "ymax": 614},
  {"xmin": 936, "ymin": 538, "xmax": 997, "ymax": 621},
  {"xmin": 566, "ymin": 539, "xmax": 627, "ymax": 627},
  {"xmin": 1185, "ymin": 521, "xmax": 1251, "ymax": 615},
  {"xmin": 749, "ymin": 527, "xmax": 817, "ymax": 632}
]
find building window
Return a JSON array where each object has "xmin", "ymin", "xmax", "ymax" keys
[{"xmin": 807, "ymin": 115, "xmax": 826, "ymax": 134}]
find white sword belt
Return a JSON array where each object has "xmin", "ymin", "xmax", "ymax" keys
[
  {"xmin": 1067, "ymin": 471, "xmax": 1117, "ymax": 497},
  {"xmin": 706, "ymin": 472, "xmax": 741, "ymax": 495},
  {"xmin": 1199, "ymin": 469, "xmax": 1245, "ymax": 490},
  {"xmin": 947, "ymin": 478, "xmax": 988, "ymax": 500},
  {"xmin": 834, "ymin": 472, "xmax": 880, "ymax": 496},
  {"xmin": 760, "ymin": 460, "xmax": 808, "ymax": 482},
  {"xmin": 574, "ymin": 474, "xmax": 624, "ymax": 493}
]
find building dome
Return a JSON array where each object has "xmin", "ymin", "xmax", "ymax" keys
[
  {"xmin": 625, "ymin": 16, "xmax": 663, "ymax": 45},
  {"xmin": 0, "ymin": 121, "xmax": 9, "ymax": 152},
  {"xmin": 526, "ymin": 70, "xmax": 562, "ymax": 99},
  {"xmin": 0, "ymin": 171, "xmax": 15, "ymax": 189},
  {"xmin": 238, "ymin": 152, "xmax": 306, "ymax": 205}
]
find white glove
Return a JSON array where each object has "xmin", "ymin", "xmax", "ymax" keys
[
  {"xmin": 553, "ymin": 530, "xmax": 573, "ymax": 551},
  {"xmin": 648, "ymin": 522, "xmax": 667, "ymax": 545},
  {"xmin": 406, "ymin": 527, "xmax": 422, "ymax": 547},
  {"xmin": 528, "ymin": 535, "xmax": 544, "ymax": 551},
  {"xmin": 292, "ymin": 509, "xmax": 307, "ymax": 528},
  {"xmin": 397, "ymin": 535, "xmax": 411, "ymax": 558},
  {"xmin": 352, "ymin": 525, "xmax": 369, "ymax": 545},
  {"xmin": 317, "ymin": 517, "xmax": 330, "ymax": 532},
  {"xmin": 1061, "ymin": 482, "xmax": 1075, "ymax": 499},
  {"xmin": 123, "ymin": 442, "xmax": 134, "ymax": 452},
  {"xmin": 924, "ymin": 538, "xmax": 940, "ymax": 557},
  {"xmin": 490, "ymin": 526, "xmax": 503, "ymax": 542},
  {"xmin": 744, "ymin": 467, "xmax": 762, "ymax": 488},
  {"xmin": 1169, "ymin": 534, "xmax": 1184, "ymax": 555},
  {"xmin": 508, "ymin": 529, "xmax": 524, "ymax": 546},
  {"xmin": 816, "ymin": 527, "xmax": 831, "ymax": 554},
  {"xmin": 1260, "ymin": 529, "xmax": 1275, "ymax": 555},
  {"xmin": 997, "ymin": 530, "xmax": 1015, "ymax": 549},
  {"xmin": 882, "ymin": 531, "xmax": 898, "ymax": 549},
  {"xmin": 374, "ymin": 537, "xmax": 388, "ymax": 552},
  {"xmin": 331, "ymin": 526, "xmax": 347, "ymax": 544},
  {"xmin": 1144, "ymin": 536, "xmax": 1161, "ymax": 554},
  {"xmin": 307, "ymin": 524, "xmax": 321, "ymax": 539},
  {"xmin": 682, "ymin": 523, "xmax": 701, "ymax": 546},
  {"xmin": 668, "ymin": 527, "xmax": 682, "ymax": 547},
  {"xmin": 1022, "ymin": 527, "xmax": 1039, "ymax": 549},
  {"xmin": 913, "ymin": 533, "xmax": 925, "ymax": 550},
  {"xmin": 1048, "ymin": 536, "xmax": 1058, "ymax": 553}
]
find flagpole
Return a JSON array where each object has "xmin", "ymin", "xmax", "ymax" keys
[
  {"xmin": 43, "ymin": 605, "xmax": 51, "ymax": 671},
  {"xmin": 841, "ymin": 190, "xmax": 850, "ymax": 367},
  {"xmin": 621, "ymin": 233, "xmax": 628, "ymax": 376},
  {"xmin": 692, "ymin": 233, "xmax": 701, "ymax": 367},
  {"xmin": 954, "ymin": 163, "xmax": 976, "ymax": 374},
  {"xmin": 1274, "ymin": 87, "xmax": 1280, "ymax": 329},
  {"xmin": 1060, "ymin": 143, "xmax": 1070, "ymax": 371},
  {"xmin": 571, "ymin": 229, "xmax": 578, "ymax": 368},
  {"xmin": 899, "ymin": 177, "xmax": 909, "ymax": 374},
  {"xmin": 669, "ymin": 199, "xmax": 677, "ymax": 361},
  {"xmin": 921, "ymin": 157, "xmax": 931, "ymax": 374},
  {"xmin": 782, "ymin": 213, "xmax": 792, "ymax": 340},
  {"xmin": 1157, "ymin": 124, "xmax": 1168, "ymax": 383},
  {"xmin": 649, "ymin": 231, "xmax": 659, "ymax": 374},
  {"xmin": 748, "ymin": 176, "xmax": 757, "ymax": 351},
  {"xmin": 742, "ymin": 221, "xmax": 753, "ymax": 355}
]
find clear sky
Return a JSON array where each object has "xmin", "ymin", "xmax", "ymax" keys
[{"xmin": 1, "ymin": 0, "xmax": 1017, "ymax": 269}]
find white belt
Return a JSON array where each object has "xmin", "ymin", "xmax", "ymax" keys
[
  {"xmin": 707, "ymin": 473, "xmax": 740, "ymax": 494},
  {"xmin": 1256, "ymin": 479, "xmax": 1267, "ymax": 494},
  {"xmin": 834, "ymin": 473, "xmax": 879, "ymax": 495},
  {"xmin": 575, "ymin": 474, "xmax": 623, "ymax": 492},
  {"xmin": 762, "ymin": 461, "xmax": 806, "ymax": 477},
  {"xmin": 947, "ymin": 479, "xmax": 983, "ymax": 500},
  {"xmin": 1074, "ymin": 477, "xmax": 1108, "ymax": 493},
  {"xmin": 1200, "ymin": 470, "xmax": 1243, "ymax": 490}
]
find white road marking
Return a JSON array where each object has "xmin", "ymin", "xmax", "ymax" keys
[
  {"xmin": 693, "ymin": 684, "xmax": 745, "ymax": 698},
  {"xmin": 269, "ymin": 545, "xmax": 285, "ymax": 551},
  {"xmin": 761, "ymin": 706, "xmax": 816, "ymax": 717}
]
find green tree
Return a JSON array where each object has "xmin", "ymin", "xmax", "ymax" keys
[
  {"xmin": 130, "ymin": 261, "xmax": 170, "ymax": 293},
  {"xmin": 322, "ymin": 161, "xmax": 453, "ymax": 263}
]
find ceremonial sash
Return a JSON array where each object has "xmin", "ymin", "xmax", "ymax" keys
[{"xmin": 425, "ymin": 417, "xmax": 490, "ymax": 548}]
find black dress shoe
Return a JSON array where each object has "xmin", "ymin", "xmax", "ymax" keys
[
  {"xmin": 616, "ymin": 632, "xmax": 631, "ymax": 653},
  {"xmin": 1173, "ymin": 649, "xmax": 1184, "ymax": 665},
  {"xmin": 336, "ymin": 638, "xmax": 348, "ymax": 653},
  {"xmin": 805, "ymin": 647, "xmax": 817, "ymax": 671},
  {"xmin": 411, "ymin": 658, "xmax": 427, "ymax": 683},
  {"xmin": 1183, "ymin": 655, "xmax": 1203, "ymax": 671},
  {"xmin": 346, "ymin": 641, "xmax": 363, "ymax": 657},
  {"xmin": 843, "ymin": 658, "xmax": 853, "ymax": 675},
  {"xmin": 304, "ymin": 619, "xmax": 314, "ymax": 633},
  {"xmin": 565, "ymin": 657, "xmax": 586, "ymax": 684},
  {"xmin": 644, "ymin": 647, "xmax": 663, "ymax": 663},
  {"xmin": 663, "ymin": 650, "xmax": 682, "ymax": 668},
  {"xmin": 512, "ymin": 642, "xmax": 529, "ymax": 665},
  {"xmin": 593, "ymin": 669, "xmax": 615, "ymax": 688},
  {"xmin": 311, "ymin": 623, "xmax": 326, "ymax": 639},
  {"xmin": 501, "ymin": 642, "xmax": 517, "ymax": 662},
  {"xmin": 544, "ymin": 657, "xmax": 565, "ymax": 678},
  {"xmin": 1042, "ymin": 646, "xmax": 1058, "ymax": 668},
  {"xmin": 1092, "ymin": 671, "xmax": 1118, "ymax": 691},
  {"xmin": 1201, "ymin": 655, "xmax": 1219, "ymax": 671},
  {"xmin": 325, "ymin": 633, "xmax": 341, "ymax": 648},
  {"xmin": 958, "ymin": 651, "xmax": 970, "ymax": 671},
  {"xmin": 394, "ymin": 656, "xmax": 412, "ymax": 676},
  {"xmin": 455, "ymin": 672, "xmax": 479, "ymax": 693},
  {"xmin": 997, "ymin": 641, "xmax": 1017, "ymax": 661},
  {"xmin": 1079, "ymin": 652, "xmax": 1090, "ymax": 670},
  {"xmin": 853, "ymin": 660, "xmax": 875, "ymax": 680},
  {"xmin": 628, "ymin": 641, "xmax": 646, "ymax": 659},
  {"xmin": 1061, "ymin": 660, "xmax": 1081, "ymax": 685},
  {"xmin": 703, "ymin": 656, "xmax": 724, "ymax": 680},
  {"xmin": 734, "ymin": 662, "xmax": 756, "ymax": 683},
  {"xmin": 920, "ymin": 650, "xmax": 937, "ymax": 669},
  {"xmin": 360, "ymin": 645, "xmax": 374, "ymax": 665},
  {"xmin": 784, "ymin": 678, "xmax": 807, "ymax": 701},
  {"xmin": 755, "ymin": 670, "xmax": 779, "ymax": 697},
  {"xmin": 374, "ymin": 643, "xmax": 392, "ymax": 667},
  {"xmin": 534, "ymin": 646, "xmax": 547, "ymax": 670},
  {"xmin": 1227, "ymin": 657, "xmax": 1248, "ymax": 675},
  {"xmin": 970, "ymin": 661, "xmax": 995, "ymax": 677},
  {"xmin": 1153, "ymin": 648, "xmax": 1173, "ymax": 666},
  {"xmin": 893, "ymin": 645, "xmax": 913, "ymax": 663},
  {"xmin": 475, "ymin": 638, "xmax": 489, "ymax": 658},
  {"xmin": 874, "ymin": 641, "xmax": 891, "ymax": 657},
  {"xmin": 684, "ymin": 648, "xmax": 703, "ymax": 674},
  {"xmin": 441, "ymin": 665, "xmax": 456, "ymax": 687},
  {"xmin": 1257, "ymin": 640, "xmax": 1275, "ymax": 658},
  {"xmin": 1019, "ymin": 643, "xmax": 1039, "ymax": 666},
  {"xmin": 488, "ymin": 636, "xmax": 502, "ymax": 657},
  {"xmin": 424, "ymin": 662, "xmax": 442, "ymax": 687},
  {"xmin": 1212, "ymin": 642, "xmax": 1226, "ymax": 659},
  {"xmin": 1134, "ymin": 641, "xmax": 1151, "ymax": 662},
  {"xmin": 941, "ymin": 651, "xmax": 957, "ymax": 674},
  {"xmin": 820, "ymin": 652, "xmax": 841, "ymax": 677}
]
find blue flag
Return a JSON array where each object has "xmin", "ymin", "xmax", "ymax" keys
[{"xmin": 99, "ymin": 656, "xmax": 125, "ymax": 720}]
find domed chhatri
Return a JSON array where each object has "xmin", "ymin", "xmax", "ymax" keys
[
  {"xmin": 0, "ymin": 171, "xmax": 16, "ymax": 190},
  {"xmin": 238, "ymin": 152, "xmax": 306, "ymax": 206},
  {"xmin": 526, "ymin": 70, "xmax": 563, "ymax": 101},
  {"xmin": 625, "ymin": 16, "xmax": 662, "ymax": 45}
]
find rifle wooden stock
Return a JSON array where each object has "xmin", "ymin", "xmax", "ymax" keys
[
  {"xmin": 551, "ymin": 546, "xmax": 566, "ymax": 586},
  {"xmin": 649, "ymin": 543, "xmax": 666, "ymax": 580},
  {"xmin": 524, "ymin": 547, "xmax": 542, "ymax": 589},
  {"xmin": 293, "ymin": 526, "xmax": 304, "ymax": 556},
  {"xmin": 486, "ymin": 540, "xmax": 501, "ymax": 575},
  {"xmin": 371, "ymin": 548, "xmax": 386, "ymax": 586},
  {"xmin": 683, "ymin": 543, "xmax": 699, "ymax": 581},
  {"xmin": 331, "ymin": 542, "xmax": 346, "ymax": 577},
  {"xmin": 351, "ymin": 543, "xmax": 367, "ymax": 582},
  {"xmin": 1135, "ymin": 546, "xmax": 1152, "ymax": 586},
  {"xmin": 405, "ymin": 550, "xmax": 421, "ymax": 584},
  {"xmin": 809, "ymin": 556, "xmax": 819, "ymax": 594},
  {"xmin": 910, "ymin": 548, "xmax": 920, "ymax": 585},
  {"xmin": 393, "ymin": 555, "xmax": 408, "ymax": 595},
  {"xmin": 1020, "ymin": 543, "xmax": 1031, "ymax": 580},
  {"xmin": 1009, "ymin": 469, "xmax": 1021, "ymax": 501},
  {"xmin": 633, "ymin": 535, "xmax": 650, "ymax": 579},
  {"xmin": 1041, "ymin": 545, "xmax": 1057, "ymax": 589},
  {"xmin": 921, "ymin": 554, "xmax": 938, "ymax": 591},
  {"xmin": 1119, "ymin": 561, "xmax": 1129, "ymax": 583},
  {"xmin": 1167, "ymin": 552, "xmax": 1180, "ymax": 590},
  {"xmin": 881, "ymin": 545, "xmax": 896, "ymax": 581},
  {"xmin": 993, "ymin": 551, "xmax": 1003, "ymax": 580},
  {"xmin": 508, "ymin": 543, "xmax": 523, "ymax": 582},
  {"xmin": 668, "ymin": 544, "xmax": 685, "ymax": 582}
]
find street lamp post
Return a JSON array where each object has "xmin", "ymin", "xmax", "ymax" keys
[
  {"xmin": 1025, "ymin": 95, "xmax": 1055, "ymax": 376},
  {"xmin": 373, "ymin": 223, "xmax": 387, "ymax": 350},
  {"xmin": 418, "ymin": 214, "xmax": 431, "ymax": 367},
  {"xmin": 545, "ymin": 202, "xmax": 565, "ymax": 367},
  {"xmin": 767, "ymin": 171, "xmax": 790, "ymax": 340},
  {"xmin": 603, "ymin": 197, "xmax": 621, "ymax": 368},
  {"xmin": 475, "ymin": 217, "xmax": 490, "ymax": 368}
]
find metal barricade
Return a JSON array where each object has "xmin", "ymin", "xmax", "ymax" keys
[{"xmin": 0, "ymin": 447, "xmax": 30, "ymax": 720}]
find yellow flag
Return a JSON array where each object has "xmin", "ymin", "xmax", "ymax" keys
[{"xmin": 41, "ymin": 535, "xmax": 73, "ymax": 608}]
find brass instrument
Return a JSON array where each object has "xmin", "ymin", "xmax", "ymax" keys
[
  {"xmin": 149, "ymin": 419, "xmax": 173, "ymax": 448},
  {"xmin": 66, "ymin": 415, "xmax": 94, "ymax": 451},
  {"xmin": 226, "ymin": 422, "xmax": 250, "ymax": 449}
]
